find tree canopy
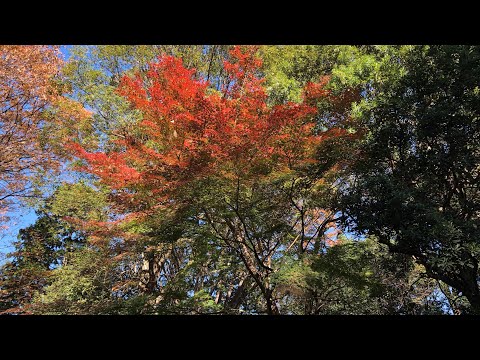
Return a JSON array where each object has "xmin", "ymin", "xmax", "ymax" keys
[{"xmin": 0, "ymin": 45, "xmax": 477, "ymax": 315}]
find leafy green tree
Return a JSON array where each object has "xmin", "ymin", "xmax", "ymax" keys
[
  {"xmin": 0, "ymin": 181, "xmax": 107, "ymax": 313},
  {"xmin": 0, "ymin": 214, "xmax": 85, "ymax": 313},
  {"xmin": 260, "ymin": 45, "xmax": 341, "ymax": 103},
  {"xmin": 32, "ymin": 247, "xmax": 150, "ymax": 315},
  {"xmin": 274, "ymin": 237, "xmax": 445, "ymax": 314},
  {"xmin": 340, "ymin": 45, "xmax": 480, "ymax": 313}
]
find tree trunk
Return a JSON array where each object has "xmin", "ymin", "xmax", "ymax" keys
[
  {"xmin": 140, "ymin": 252, "xmax": 157, "ymax": 294},
  {"xmin": 465, "ymin": 293, "xmax": 480, "ymax": 315},
  {"xmin": 423, "ymin": 255, "xmax": 480, "ymax": 314},
  {"xmin": 265, "ymin": 289, "xmax": 279, "ymax": 315},
  {"xmin": 139, "ymin": 247, "xmax": 171, "ymax": 295}
]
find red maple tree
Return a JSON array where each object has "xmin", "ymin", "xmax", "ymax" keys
[
  {"xmin": 72, "ymin": 46, "xmax": 344, "ymax": 212},
  {"xmin": 69, "ymin": 46, "xmax": 356, "ymax": 314}
]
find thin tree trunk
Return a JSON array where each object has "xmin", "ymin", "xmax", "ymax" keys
[{"xmin": 265, "ymin": 289, "xmax": 279, "ymax": 315}]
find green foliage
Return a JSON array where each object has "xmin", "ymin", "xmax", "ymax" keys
[
  {"xmin": 260, "ymin": 45, "xmax": 341, "ymax": 103},
  {"xmin": 47, "ymin": 181, "xmax": 109, "ymax": 222},
  {"xmin": 0, "ymin": 213, "xmax": 85, "ymax": 313},
  {"xmin": 340, "ymin": 45, "xmax": 480, "ymax": 313},
  {"xmin": 0, "ymin": 181, "xmax": 109, "ymax": 314},
  {"xmin": 33, "ymin": 248, "xmax": 118, "ymax": 314},
  {"xmin": 274, "ymin": 237, "xmax": 444, "ymax": 314},
  {"xmin": 62, "ymin": 46, "xmax": 150, "ymax": 143}
]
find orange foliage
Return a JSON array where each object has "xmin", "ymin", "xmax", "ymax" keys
[
  {"xmin": 72, "ymin": 46, "xmax": 346, "ymax": 220},
  {"xmin": 0, "ymin": 46, "xmax": 62, "ymax": 220},
  {"xmin": 0, "ymin": 46, "xmax": 93, "ymax": 228}
]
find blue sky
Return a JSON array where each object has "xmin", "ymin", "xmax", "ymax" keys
[
  {"xmin": 0, "ymin": 206, "xmax": 37, "ymax": 264},
  {"xmin": 60, "ymin": 45, "xmax": 72, "ymax": 60}
]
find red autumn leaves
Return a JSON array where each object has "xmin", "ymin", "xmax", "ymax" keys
[{"xmin": 72, "ymin": 46, "xmax": 340, "ymax": 200}]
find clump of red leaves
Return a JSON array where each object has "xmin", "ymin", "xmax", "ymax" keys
[{"xmin": 71, "ymin": 46, "xmax": 351, "ymax": 234}]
